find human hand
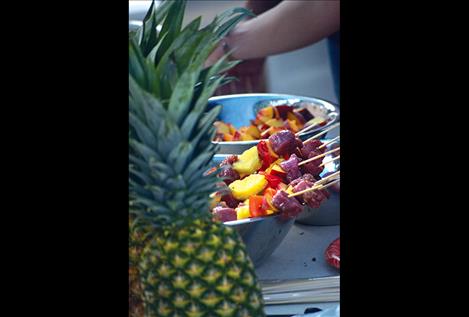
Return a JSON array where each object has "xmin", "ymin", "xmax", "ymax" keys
[{"xmin": 204, "ymin": 41, "xmax": 226, "ymax": 68}]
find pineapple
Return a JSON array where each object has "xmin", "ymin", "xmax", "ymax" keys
[
  {"xmin": 129, "ymin": 1, "xmax": 265, "ymax": 316},
  {"xmin": 129, "ymin": 215, "xmax": 147, "ymax": 317}
]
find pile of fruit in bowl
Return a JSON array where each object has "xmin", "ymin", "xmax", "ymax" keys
[{"xmin": 213, "ymin": 103, "xmax": 328, "ymax": 141}]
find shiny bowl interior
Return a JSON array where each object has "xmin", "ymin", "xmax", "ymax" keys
[{"xmin": 207, "ymin": 93, "xmax": 339, "ymax": 154}]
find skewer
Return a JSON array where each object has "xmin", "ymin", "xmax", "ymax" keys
[
  {"xmin": 295, "ymin": 120, "xmax": 327, "ymax": 136},
  {"xmin": 260, "ymin": 127, "xmax": 273, "ymax": 138},
  {"xmin": 314, "ymin": 171, "xmax": 340, "ymax": 185},
  {"xmin": 303, "ymin": 122, "xmax": 340, "ymax": 144},
  {"xmin": 319, "ymin": 155, "xmax": 340, "ymax": 167},
  {"xmin": 285, "ymin": 171, "xmax": 340, "ymax": 199},
  {"xmin": 318, "ymin": 136, "xmax": 340, "ymax": 149},
  {"xmin": 298, "ymin": 147, "xmax": 340, "ymax": 166},
  {"xmin": 288, "ymin": 178, "xmax": 340, "ymax": 198}
]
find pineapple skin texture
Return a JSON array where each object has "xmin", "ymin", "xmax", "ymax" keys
[
  {"xmin": 130, "ymin": 217, "xmax": 147, "ymax": 317},
  {"xmin": 139, "ymin": 219, "xmax": 265, "ymax": 317}
]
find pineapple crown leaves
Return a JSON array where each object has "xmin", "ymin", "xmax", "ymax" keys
[
  {"xmin": 129, "ymin": 1, "xmax": 254, "ymax": 228},
  {"xmin": 129, "ymin": 0, "xmax": 254, "ymax": 101}
]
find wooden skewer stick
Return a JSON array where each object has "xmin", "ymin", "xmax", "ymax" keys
[
  {"xmin": 314, "ymin": 171, "xmax": 340, "ymax": 185},
  {"xmin": 298, "ymin": 147, "xmax": 340, "ymax": 166},
  {"xmin": 260, "ymin": 127, "xmax": 273, "ymax": 138},
  {"xmin": 286, "ymin": 171, "xmax": 340, "ymax": 199},
  {"xmin": 303, "ymin": 122, "xmax": 340, "ymax": 144},
  {"xmin": 288, "ymin": 178, "xmax": 340, "ymax": 198},
  {"xmin": 318, "ymin": 136, "xmax": 340, "ymax": 149},
  {"xmin": 295, "ymin": 120, "xmax": 327, "ymax": 136},
  {"xmin": 319, "ymin": 155, "xmax": 340, "ymax": 167}
]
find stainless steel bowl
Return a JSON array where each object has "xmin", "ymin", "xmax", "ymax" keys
[
  {"xmin": 295, "ymin": 190, "xmax": 340, "ymax": 226},
  {"xmin": 211, "ymin": 138, "xmax": 339, "ymax": 266},
  {"xmin": 224, "ymin": 215, "xmax": 295, "ymax": 267},
  {"xmin": 207, "ymin": 93, "xmax": 340, "ymax": 154}
]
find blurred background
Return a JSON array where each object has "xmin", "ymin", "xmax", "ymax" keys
[{"xmin": 129, "ymin": 1, "xmax": 338, "ymax": 104}]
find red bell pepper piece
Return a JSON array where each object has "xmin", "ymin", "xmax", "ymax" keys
[
  {"xmin": 249, "ymin": 195, "xmax": 266, "ymax": 217},
  {"xmin": 257, "ymin": 140, "xmax": 275, "ymax": 171},
  {"xmin": 264, "ymin": 173, "xmax": 283, "ymax": 188}
]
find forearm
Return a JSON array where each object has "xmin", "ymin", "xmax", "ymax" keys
[{"xmin": 227, "ymin": 0, "xmax": 340, "ymax": 60}]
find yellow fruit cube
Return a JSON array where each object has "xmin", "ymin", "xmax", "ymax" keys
[
  {"xmin": 265, "ymin": 118, "xmax": 284, "ymax": 128},
  {"xmin": 229, "ymin": 174, "xmax": 267, "ymax": 201},
  {"xmin": 240, "ymin": 132, "xmax": 255, "ymax": 141},
  {"xmin": 232, "ymin": 146, "xmax": 262, "ymax": 176},
  {"xmin": 246, "ymin": 125, "xmax": 261, "ymax": 139},
  {"xmin": 236, "ymin": 204, "xmax": 251, "ymax": 220},
  {"xmin": 214, "ymin": 121, "xmax": 231, "ymax": 135},
  {"xmin": 209, "ymin": 192, "xmax": 222, "ymax": 209}
]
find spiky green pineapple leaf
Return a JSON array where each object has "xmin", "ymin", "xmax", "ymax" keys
[
  {"xmin": 130, "ymin": 165, "xmax": 153, "ymax": 185},
  {"xmin": 154, "ymin": 22, "xmax": 206, "ymax": 103},
  {"xmin": 129, "ymin": 76, "xmax": 147, "ymax": 118},
  {"xmin": 190, "ymin": 106, "xmax": 221, "ymax": 148},
  {"xmin": 212, "ymin": 7, "xmax": 255, "ymax": 26},
  {"xmin": 183, "ymin": 152, "xmax": 215, "ymax": 181},
  {"xmin": 179, "ymin": 75, "xmax": 224, "ymax": 141},
  {"xmin": 129, "ymin": 154, "xmax": 152, "ymax": 176},
  {"xmin": 139, "ymin": 96, "xmax": 166, "ymax": 138},
  {"xmin": 129, "ymin": 41, "xmax": 147, "ymax": 91},
  {"xmin": 140, "ymin": 0, "xmax": 174, "ymax": 56},
  {"xmin": 129, "ymin": 206, "xmax": 169, "ymax": 228},
  {"xmin": 161, "ymin": 58, "xmax": 179, "ymax": 100},
  {"xmin": 129, "ymin": 178, "xmax": 153, "ymax": 200},
  {"xmin": 129, "ymin": 41, "xmax": 158, "ymax": 95},
  {"xmin": 168, "ymin": 141, "xmax": 194, "ymax": 174},
  {"xmin": 188, "ymin": 53, "xmax": 238, "ymax": 119},
  {"xmin": 148, "ymin": 160, "xmax": 175, "ymax": 178},
  {"xmin": 147, "ymin": 159, "xmax": 172, "ymax": 184},
  {"xmin": 214, "ymin": 7, "xmax": 255, "ymax": 39},
  {"xmin": 173, "ymin": 31, "xmax": 208, "ymax": 76},
  {"xmin": 155, "ymin": 0, "xmax": 186, "ymax": 63},
  {"xmin": 154, "ymin": 18, "xmax": 202, "ymax": 75},
  {"xmin": 165, "ymin": 174, "xmax": 187, "ymax": 191},
  {"xmin": 129, "ymin": 112, "xmax": 158, "ymax": 149},
  {"xmin": 146, "ymin": 184, "xmax": 165, "ymax": 203},
  {"xmin": 167, "ymin": 36, "xmax": 218, "ymax": 124},
  {"xmin": 145, "ymin": 31, "xmax": 167, "ymax": 65},
  {"xmin": 132, "ymin": 26, "xmax": 142, "ymax": 44},
  {"xmin": 156, "ymin": 119, "xmax": 183, "ymax": 158},
  {"xmin": 129, "ymin": 139, "xmax": 162, "ymax": 164},
  {"xmin": 140, "ymin": 0, "xmax": 158, "ymax": 56},
  {"xmin": 189, "ymin": 168, "xmax": 219, "ymax": 190},
  {"xmin": 199, "ymin": 52, "xmax": 235, "ymax": 93}
]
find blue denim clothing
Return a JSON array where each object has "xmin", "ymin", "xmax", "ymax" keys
[{"xmin": 328, "ymin": 32, "xmax": 340, "ymax": 103}]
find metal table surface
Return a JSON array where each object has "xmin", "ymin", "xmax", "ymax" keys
[{"xmin": 256, "ymin": 223, "xmax": 340, "ymax": 316}]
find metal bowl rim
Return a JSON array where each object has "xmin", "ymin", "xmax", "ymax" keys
[{"xmin": 223, "ymin": 213, "xmax": 283, "ymax": 227}]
